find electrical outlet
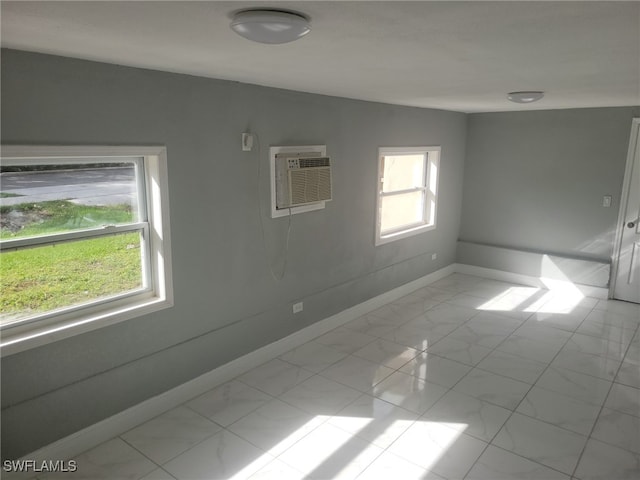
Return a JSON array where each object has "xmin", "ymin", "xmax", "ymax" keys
[
  {"xmin": 602, "ymin": 195, "xmax": 612, "ymax": 208},
  {"xmin": 431, "ymin": 253, "xmax": 437, "ymax": 260},
  {"xmin": 293, "ymin": 302, "xmax": 303, "ymax": 314}
]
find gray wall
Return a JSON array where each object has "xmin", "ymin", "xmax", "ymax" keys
[
  {"xmin": 459, "ymin": 107, "xmax": 639, "ymax": 285},
  {"xmin": 0, "ymin": 49, "xmax": 467, "ymax": 459}
]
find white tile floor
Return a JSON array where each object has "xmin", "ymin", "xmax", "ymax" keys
[{"xmin": 37, "ymin": 274, "xmax": 640, "ymax": 479}]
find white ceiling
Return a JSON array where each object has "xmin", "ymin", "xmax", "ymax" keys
[{"xmin": 1, "ymin": 1, "xmax": 639, "ymax": 113}]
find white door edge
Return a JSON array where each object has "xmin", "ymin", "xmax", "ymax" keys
[{"xmin": 610, "ymin": 117, "xmax": 640, "ymax": 302}]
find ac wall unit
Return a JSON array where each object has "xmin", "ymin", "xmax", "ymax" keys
[{"xmin": 275, "ymin": 153, "xmax": 332, "ymax": 209}]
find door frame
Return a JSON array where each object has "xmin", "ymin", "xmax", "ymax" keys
[{"xmin": 609, "ymin": 117, "xmax": 640, "ymax": 299}]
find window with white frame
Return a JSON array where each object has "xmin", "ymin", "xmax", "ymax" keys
[
  {"xmin": 375, "ymin": 146, "xmax": 440, "ymax": 245},
  {"xmin": 0, "ymin": 146, "xmax": 173, "ymax": 354}
]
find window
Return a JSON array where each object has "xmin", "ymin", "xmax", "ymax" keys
[
  {"xmin": 375, "ymin": 146, "xmax": 440, "ymax": 245},
  {"xmin": 0, "ymin": 146, "xmax": 173, "ymax": 354}
]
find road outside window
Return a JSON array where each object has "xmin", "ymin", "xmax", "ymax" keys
[{"xmin": 1, "ymin": 161, "xmax": 146, "ymax": 324}]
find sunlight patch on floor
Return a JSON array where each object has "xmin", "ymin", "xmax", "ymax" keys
[
  {"xmin": 229, "ymin": 413, "xmax": 467, "ymax": 479},
  {"xmin": 478, "ymin": 286, "xmax": 540, "ymax": 312},
  {"xmin": 477, "ymin": 256, "xmax": 587, "ymax": 315},
  {"xmin": 537, "ymin": 255, "xmax": 586, "ymax": 313}
]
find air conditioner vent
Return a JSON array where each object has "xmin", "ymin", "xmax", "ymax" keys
[
  {"xmin": 289, "ymin": 167, "xmax": 332, "ymax": 205},
  {"xmin": 298, "ymin": 157, "xmax": 330, "ymax": 168},
  {"xmin": 275, "ymin": 155, "xmax": 332, "ymax": 209}
]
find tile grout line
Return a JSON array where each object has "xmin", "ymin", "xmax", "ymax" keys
[
  {"xmin": 270, "ymin": 292, "xmax": 637, "ymax": 478},
  {"xmin": 167, "ymin": 290, "xmax": 637, "ymax": 478},
  {"xmin": 458, "ymin": 293, "xmax": 600, "ymax": 479},
  {"xmin": 313, "ymin": 281, "xmax": 485, "ymax": 479},
  {"xmin": 165, "ymin": 290, "xmax": 632, "ymax": 478},
  {"xmin": 393, "ymin": 282, "xmax": 534, "ymax": 479},
  {"xmin": 51, "ymin": 277, "xmax": 636, "ymax": 480},
  {"xmin": 569, "ymin": 320, "xmax": 640, "ymax": 479},
  {"xmin": 417, "ymin": 279, "xmax": 558, "ymax": 479}
]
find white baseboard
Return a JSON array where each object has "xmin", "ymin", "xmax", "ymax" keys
[
  {"xmin": 16, "ymin": 261, "xmax": 610, "ymax": 468},
  {"xmin": 17, "ymin": 264, "xmax": 456, "ymax": 468},
  {"xmin": 454, "ymin": 263, "xmax": 609, "ymax": 299}
]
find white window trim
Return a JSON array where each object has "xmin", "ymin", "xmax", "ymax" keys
[
  {"xmin": 375, "ymin": 146, "xmax": 440, "ymax": 246},
  {"xmin": 0, "ymin": 145, "xmax": 173, "ymax": 356}
]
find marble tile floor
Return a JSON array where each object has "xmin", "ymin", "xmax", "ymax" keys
[{"xmin": 35, "ymin": 274, "xmax": 640, "ymax": 479}]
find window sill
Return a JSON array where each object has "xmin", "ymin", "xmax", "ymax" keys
[
  {"xmin": 0, "ymin": 296, "xmax": 173, "ymax": 357},
  {"xmin": 376, "ymin": 223, "xmax": 436, "ymax": 246}
]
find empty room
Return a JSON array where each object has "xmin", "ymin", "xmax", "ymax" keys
[{"xmin": 1, "ymin": 1, "xmax": 639, "ymax": 479}]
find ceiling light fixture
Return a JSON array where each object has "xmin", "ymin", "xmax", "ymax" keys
[
  {"xmin": 507, "ymin": 91, "xmax": 545, "ymax": 104},
  {"xmin": 230, "ymin": 9, "xmax": 311, "ymax": 44}
]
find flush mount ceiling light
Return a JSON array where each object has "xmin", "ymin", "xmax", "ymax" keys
[
  {"xmin": 507, "ymin": 91, "xmax": 545, "ymax": 104},
  {"xmin": 230, "ymin": 9, "xmax": 311, "ymax": 44}
]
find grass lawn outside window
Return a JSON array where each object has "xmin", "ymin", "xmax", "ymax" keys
[{"xmin": 0, "ymin": 146, "xmax": 173, "ymax": 355}]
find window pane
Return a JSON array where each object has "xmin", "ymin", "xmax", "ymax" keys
[
  {"xmin": 0, "ymin": 163, "xmax": 139, "ymax": 240},
  {"xmin": 380, "ymin": 191, "xmax": 426, "ymax": 234},
  {"xmin": 382, "ymin": 154, "xmax": 425, "ymax": 192},
  {"xmin": 0, "ymin": 232, "xmax": 144, "ymax": 325}
]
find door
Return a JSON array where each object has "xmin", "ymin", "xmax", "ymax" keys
[{"xmin": 612, "ymin": 118, "xmax": 640, "ymax": 303}]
